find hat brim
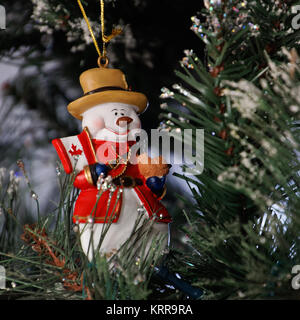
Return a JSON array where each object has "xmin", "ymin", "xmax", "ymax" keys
[{"xmin": 67, "ymin": 90, "xmax": 148, "ymax": 120}]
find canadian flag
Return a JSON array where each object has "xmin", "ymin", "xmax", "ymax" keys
[{"xmin": 52, "ymin": 128, "xmax": 96, "ymax": 174}]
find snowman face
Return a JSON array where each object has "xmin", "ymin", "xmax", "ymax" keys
[{"xmin": 82, "ymin": 102, "xmax": 141, "ymax": 139}]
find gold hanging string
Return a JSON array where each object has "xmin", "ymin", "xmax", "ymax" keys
[
  {"xmin": 77, "ymin": 0, "xmax": 122, "ymax": 67},
  {"xmin": 100, "ymin": 0, "xmax": 123, "ymax": 58},
  {"xmin": 77, "ymin": 0, "xmax": 101, "ymax": 57}
]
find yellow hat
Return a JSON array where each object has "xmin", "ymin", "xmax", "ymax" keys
[{"xmin": 67, "ymin": 67, "xmax": 148, "ymax": 120}]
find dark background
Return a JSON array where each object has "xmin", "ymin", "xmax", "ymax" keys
[{"xmin": 0, "ymin": 0, "xmax": 204, "ymax": 135}]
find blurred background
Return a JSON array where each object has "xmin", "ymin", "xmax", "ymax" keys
[{"xmin": 0, "ymin": 0, "xmax": 204, "ymax": 238}]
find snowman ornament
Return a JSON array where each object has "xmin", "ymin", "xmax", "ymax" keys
[{"xmin": 52, "ymin": 66, "xmax": 171, "ymax": 260}]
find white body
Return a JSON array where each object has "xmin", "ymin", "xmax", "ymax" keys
[
  {"xmin": 79, "ymin": 103, "xmax": 169, "ymax": 260},
  {"xmin": 79, "ymin": 188, "xmax": 169, "ymax": 261}
]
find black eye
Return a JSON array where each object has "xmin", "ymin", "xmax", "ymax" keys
[
  {"xmin": 115, "ymin": 112, "xmax": 118, "ymax": 116},
  {"xmin": 121, "ymin": 112, "xmax": 124, "ymax": 116}
]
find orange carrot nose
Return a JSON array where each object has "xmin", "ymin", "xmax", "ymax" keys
[{"xmin": 116, "ymin": 116, "xmax": 133, "ymax": 127}]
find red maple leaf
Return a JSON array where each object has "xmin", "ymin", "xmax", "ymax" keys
[{"xmin": 68, "ymin": 144, "xmax": 83, "ymax": 156}]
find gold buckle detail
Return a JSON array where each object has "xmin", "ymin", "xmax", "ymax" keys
[{"xmin": 108, "ymin": 158, "xmax": 119, "ymax": 169}]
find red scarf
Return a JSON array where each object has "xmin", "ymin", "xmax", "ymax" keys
[{"xmin": 92, "ymin": 139, "xmax": 136, "ymax": 163}]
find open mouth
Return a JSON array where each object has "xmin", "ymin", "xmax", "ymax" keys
[{"xmin": 116, "ymin": 116, "xmax": 133, "ymax": 127}]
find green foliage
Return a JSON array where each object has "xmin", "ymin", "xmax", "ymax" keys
[
  {"xmin": 0, "ymin": 168, "xmax": 21, "ymax": 253},
  {"xmin": 0, "ymin": 165, "xmax": 168, "ymax": 300},
  {"xmin": 160, "ymin": 0, "xmax": 300, "ymax": 299},
  {"xmin": 2, "ymin": 0, "xmax": 300, "ymax": 301}
]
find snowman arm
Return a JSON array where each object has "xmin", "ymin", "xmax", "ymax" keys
[
  {"xmin": 90, "ymin": 163, "xmax": 109, "ymax": 183},
  {"xmin": 146, "ymin": 176, "xmax": 167, "ymax": 199},
  {"xmin": 73, "ymin": 163, "xmax": 109, "ymax": 189},
  {"xmin": 73, "ymin": 168, "xmax": 93, "ymax": 189}
]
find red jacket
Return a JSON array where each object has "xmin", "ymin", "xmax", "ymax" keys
[{"xmin": 52, "ymin": 129, "xmax": 171, "ymax": 224}]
